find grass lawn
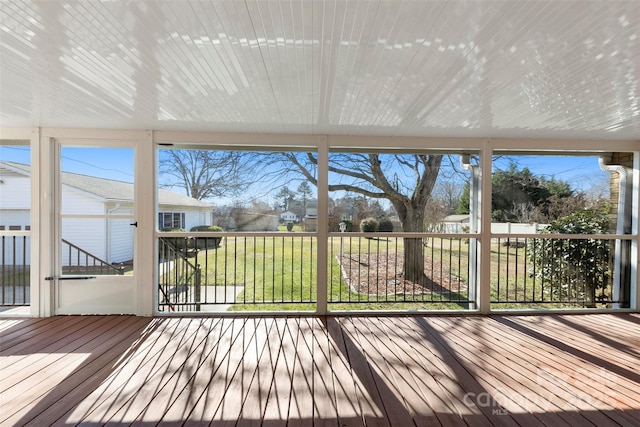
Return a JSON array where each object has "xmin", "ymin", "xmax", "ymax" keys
[
  {"xmin": 188, "ymin": 233, "xmax": 612, "ymax": 311},
  {"xmin": 4, "ymin": 235, "xmax": 612, "ymax": 311}
]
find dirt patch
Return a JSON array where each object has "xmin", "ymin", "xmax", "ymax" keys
[{"xmin": 338, "ymin": 252, "xmax": 467, "ymax": 296}]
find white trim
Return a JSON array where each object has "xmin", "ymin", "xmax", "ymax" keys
[
  {"xmin": 479, "ymin": 140, "xmax": 493, "ymax": 313},
  {"xmin": 138, "ymin": 130, "xmax": 155, "ymax": 316},
  {"xmin": 632, "ymin": 152, "xmax": 639, "ymax": 310},
  {"xmin": 316, "ymin": 136, "xmax": 329, "ymax": 315}
]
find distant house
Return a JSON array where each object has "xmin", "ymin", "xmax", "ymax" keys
[
  {"xmin": 280, "ymin": 211, "xmax": 298, "ymax": 223},
  {"xmin": 442, "ymin": 215, "xmax": 470, "ymax": 233},
  {"xmin": 0, "ymin": 161, "xmax": 212, "ymax": 264}
]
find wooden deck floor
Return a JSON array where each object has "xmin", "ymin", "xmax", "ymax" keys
[{"xmin": 1, "ymin": 313, "xmax": 640, "ymax": 426}]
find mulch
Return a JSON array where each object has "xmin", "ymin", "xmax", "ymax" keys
[{"xmin": 338, "ymin": 252, "xmax": 467, "ymax": 296}]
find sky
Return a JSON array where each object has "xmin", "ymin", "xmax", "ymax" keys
[{"xmin": 0, "ymin": 145, "xmax": 610, "ymax": 204}]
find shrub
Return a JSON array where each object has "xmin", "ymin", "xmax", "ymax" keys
[
  {"xmin": 190, "ymin": 225, "xmax": 223, "ymax": 249},
  {"xmin": 527, "ymin": 208, "xmax": 610, "ymax": 307},
  {"xmin": 160, "ymin": 227, "xmax": 185, "ymax": 232},
  {"xmin": 378, "ymin": 217, "xmax": 394, "ymax": 232},
  {"xmin": 359, "ymin": 217, "xmax": 378, "ymax": 233}
]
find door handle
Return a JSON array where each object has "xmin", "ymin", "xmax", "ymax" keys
[
  {"xmin": 45, "ymin": 276, "xmax": 97, "ymax": 281},
  {"xmin": 130, "ymin": 221, "xmax": 138, "ymax": 227}
]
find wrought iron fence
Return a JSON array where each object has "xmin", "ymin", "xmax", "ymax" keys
[
  {"xmin": 491, "ymin": 236, "xmax": 631, "ymax": 309},
  {"xmin": 328, "ymin": 233, "xmax": 476, "ymax": 310},
  {"xmin": 157, "ymin": 233, "xmax": 317, "ymax": 312},
  {"xmin": 1, "ymin": 234, "xmax": 30, "ymax": 306},
  {"xmin": 155, "ymin": 232, "xmax": 633, "ymax": 313}
]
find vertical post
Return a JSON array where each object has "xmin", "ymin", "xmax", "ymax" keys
[
  {"xmin": 316, "ymin": 136, "xmax": 329, "ymax": 315},
  {"xmin": 194, "ymin": 264, "xmax": 201, "ymax": 311},
  {"xmin": 30, "ymin": 128, "xmax": 43, "ymax": 316},
  {"xmin": 479, "ymin": 140, "xmax": 493, "ymax": 313},
  {"xmin": 631, "ymin": 151, "xmax": 639, "ymax": 310},
  {"xmin": 460, "ymin": 154, "xmax": 480, "ymax": 310},
  {"xmin": 137, "ymin": 130, "xmax": 155, "ymax": 316}
]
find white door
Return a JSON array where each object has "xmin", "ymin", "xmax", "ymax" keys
[{"xmin": 53, "ymin": 142, "xmax": 137, "ymax": 314}]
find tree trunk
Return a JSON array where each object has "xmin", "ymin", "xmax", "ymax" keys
[{"xmin": 398, "ymin": 203, "xmax": 426, "ymax": 282}]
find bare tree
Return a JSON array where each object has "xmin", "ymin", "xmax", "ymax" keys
[
  {"xmin": 158, "ymin": 149, "xmax": 250, "ymax": 200},
  {"xmin": 280, "ymin": 152, "xmax": 443, "ymax": 282}
]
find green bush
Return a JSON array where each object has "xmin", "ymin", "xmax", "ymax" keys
[
  {"xmin": 359, "ymin": 217, "xmax": 378, "ymax": 233},
  {"xmin": 378, "ymin": 217, "xmax": 394, "ymax": 232},
  {"xmin": 527, "ymin": 208, "xmax": 610, "ymax": 307},
  {"xmin": 190, "ymin": 225, "xmax": 223, "ymax": 249}
]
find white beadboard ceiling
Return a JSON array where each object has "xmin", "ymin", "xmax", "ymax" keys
[{"xmin": 1, "ymin": 0, "xmax": 639, "ymax": 140}]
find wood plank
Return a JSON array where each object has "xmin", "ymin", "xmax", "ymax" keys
[
  {"xmin": 369, "ymin": 316, "xmax": 469, "ymax": 427},
  {"xmin": 358, "ymin": 316, "xmax": 443, "ymax": 426},
  {"xmin": 495, "ymin": 316, "xmax": 640, "ymax": 407},
  {"xmin": 323, "ymin": 317, "xmax": 368, "ymax": 427},
  {"xmin": 0, "ymin": 316, "xmax": 94, "ymax": 356},
  {"xmin": 159, "ymin": 317, "xmax": 246, "ymax": 425},
  {"xmin": 428, "ymin": 316, "xmax": 594, "ymax": 427},
  {"xmin": 9, "ymin": 316, "xmax": 152, "ymax": 426},
  {"xmin": 56, "ymin": 317, "xmax": 198, "ymax": 425},
  {"xmin": 1, "ymin": 316, "xmax": 124, "ymax": 388},
  {"xmin": 127, "ymin": 317, "xmax": 225, "ymax": 426},
  {"xmin": 0, "ymin": 313, "xmax": 638, "ymax": 427},
  {"xmin": 104, "ymin": 318, "xmax": 223, "ymax": 424},
  {"xmin": 286, "ymin": 317, "xmax": 316, "ymax": 427},
  {"xmin": 236, "ymin": 317, "xmax": 284, "ymax": 427},
  {"xmin": 491, "ymin": 316, "xmax": 640, "ymax": 427},
  {"xmin": 338, "ymin": 317, "xmax": 400, "ymax": 427},
  {"xmin": 328, "ymin": 317, "xmax": 390, "ymax": 427},
  {"xmin": 0, "ymin": 316, "xmax": 143, "ymax": 425},
  {"xmin": 261, "ymin": 317, "xmax": 297, "ymax": 426},
  {"xmin": 376, "ymin": 317, "xmax": 470, "ymax": 427},
  {"xmin": 184, "ymin": 318, "xmax": 252, "ymax": 423},
  {"xmin": 307, "ymin": 317, "xmax": 340, "ymax": 427},
  {"xmin": 393, "ymin": 316, "xmax": 511, "ymax": 427},
  {"xmin": 210, "ymin": 317, "xmax": 274, "ymax": 426}
]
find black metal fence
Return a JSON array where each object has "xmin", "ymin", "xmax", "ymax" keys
[
  {"xmin": 1, "ymin": 235, "xmax": 30, "ymax": 306},
  {"xmin": 491, "ymin": 236, "xmax": 630, "ymax": 309},
  {"xmin": 328, "ymin": 234, "xmax": 475, "ymax": 310},
  {"xmin": 157, "ymin": 233, "xmax": 317, "ymax": 312},
  {"xmin": 156, "ymin": 232, "xmax": 632, "ymax": 313}
]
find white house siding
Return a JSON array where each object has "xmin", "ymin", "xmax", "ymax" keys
[
  {"xmin": 107, "ymin": 206, "xmax": 134, "ymax": 263},
  {"xmin": 0, "ymin": 174, "xmax": 30, "ymax": 211},
  {"xmin": 62, "ymin": 217, "xmax": 107, "ymax": 266},
  {"xmin": 0, "ymin": 210, "xmax": 30, "ymax": 229},
  {"xmin": 60, "ymin": 188, "xmax": 107, "ymax": 266},
  {"xmin": 0, "ymin": 174, "xmax": 31, "ymax": 266},
  {"xmin": 185, "ymin": 209, "xmax": 208, "ymax": 230}
]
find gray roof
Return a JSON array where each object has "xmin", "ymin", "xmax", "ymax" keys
[{"xmin": 1, "ymin": 162, "xmax": 211, "ymax": 208}]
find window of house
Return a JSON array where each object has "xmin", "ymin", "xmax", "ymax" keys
[{"xmin": 158, "ymin": 212, "xmax": 185, "ymax": 230}]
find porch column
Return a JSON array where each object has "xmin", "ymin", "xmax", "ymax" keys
[
  {"xmin": 478, "ymin": 140, "xmax": 493, "ymax": 313},
  {"xmin": 460, "ymin": 154, "xmax": 480, "ymax": 310},
  {"xmin": 599, "ymin": 155, "xmax": 633, "ymax": 308}
]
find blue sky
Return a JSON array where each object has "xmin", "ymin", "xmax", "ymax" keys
[{"xmin": 0, "ymin": 145, "xmax": 609, "ymax": 201}]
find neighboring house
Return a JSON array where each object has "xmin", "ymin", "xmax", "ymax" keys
[
  {"xmin": 280, "ymin": 211, "xmax": 298, "ymax": 223},
  {"xmin": 441, "ymin": 215, "xmax": 470, "ymax": 233},
  {"xmin": 0, "ymin": 161, "xmax": 212, "ymax": 265}
]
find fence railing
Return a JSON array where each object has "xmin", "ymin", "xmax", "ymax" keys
[
  {"xmin": 61, "ymin": 239, "xmax": 125, "ymax": 276},
  {"xmin": 328, "ymin": 233, "xmax": 476, "ymax": 310},
  {"xmin": 1, "ymin": 234, "xmax": 30, "ymax": 306},
  {"xmin": 490, "ymin": 235, "xmax": 631, "ymax": 309},
  {"xmin": 157, "ymin": 232, "xmax": 317, "ymax": 312},
  {"xmin": 155, "ymin": 231, "xmax": 634, "ymax": 313}
]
